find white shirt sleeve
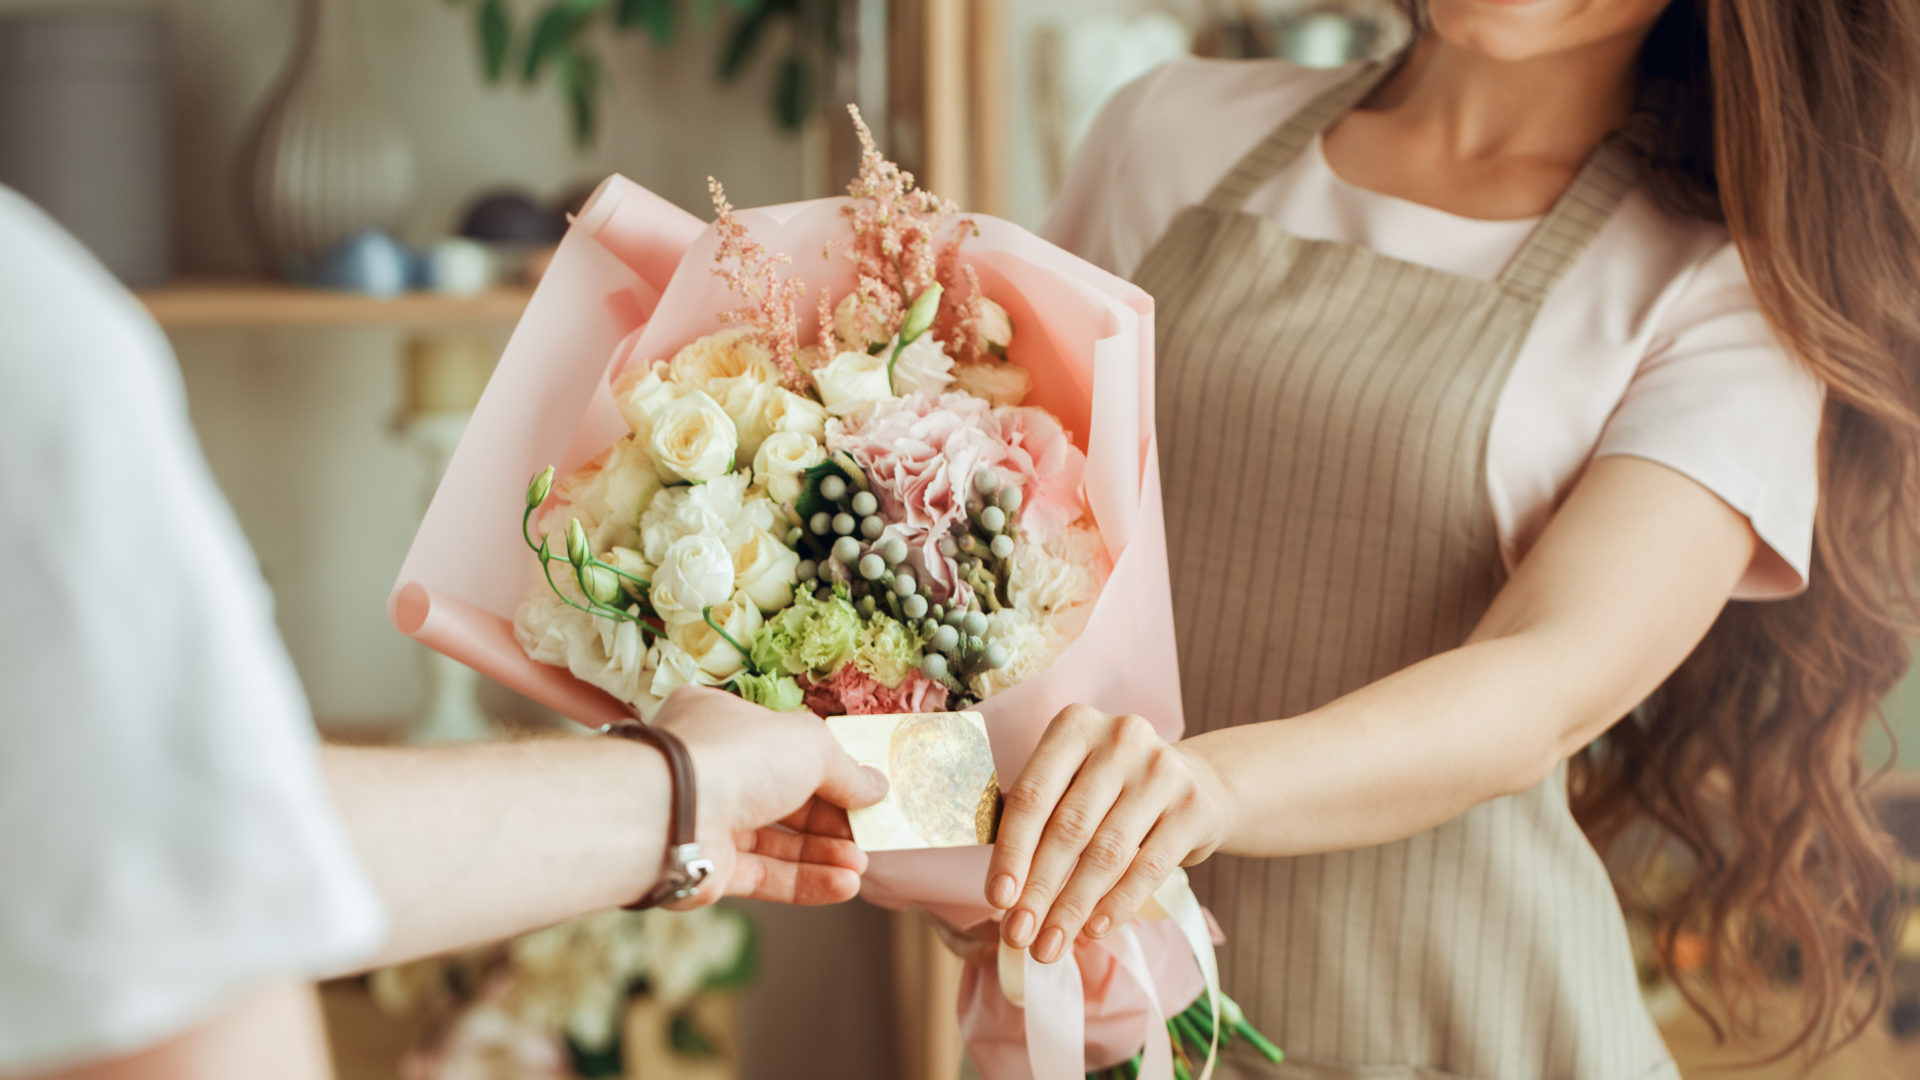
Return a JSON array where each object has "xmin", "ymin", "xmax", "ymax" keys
[
  {"xmin": 0, "ymin": 188, "xmax": 387, "ymax": 1072},
  {"xmin": 1593, "ymin": 242, "xmax": 1824, "ymax": 599}
]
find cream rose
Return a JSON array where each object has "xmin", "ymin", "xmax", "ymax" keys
[
  {"xmin": 888, "ymin": 334, "xmax": 955, "ymax": 398},
  {"xmin": 753, "ymin": 431, "xmax": 826, "ymax": 506},
  {"xmin": 732, "ymin": 527, "xmax": 803, "ymax": 612},
  {"xmin": 769, "ymin": 387, "xmax": 828, "ymax": 442},
  {"xmin": 666, "ymin": 595, "xmax": 764, "ymax": 680},
  {"xmin": 811, "ymin": 350, "xmax": 896, "ymax": 416},
  {"xmin": 649, "ymin": 534, "xmax": 736, "ymax": 625},
  {"xmin": 611, "ymin": 363, "xmax": 689, "ymax": 443},
  {"xmin": 639, "ymin": 474, "xmax": 772, "ymax": 564},
  {"xmin": 649, "ymin": 390, "xmax": 739, "ymax": 483},
  {"xmin": 950, "ymin": 359, "xmax": 1032, "ymax": 407},
  {"xmin": 975, "ymin": 297, "xmax": 1014, "ymax": 356},
  {"xmin": 666, "ymin": 327, "xmax": 780, "ymax": 388},
  {"xmin": 648, "ymin": 639, "xmax": 720, "ymax": 702}
]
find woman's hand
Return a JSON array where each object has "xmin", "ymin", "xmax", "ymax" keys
[
  {"xmin": 652, "ymin": 687, "xmax": 890, "ymax": 908},
  {"xmin": 985, "ymin": 705, "xmax": 1236, "ymax": 963}
]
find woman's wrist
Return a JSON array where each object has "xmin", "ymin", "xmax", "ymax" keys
[{"xmin": 1174, "ymin": 737, "xmax": 1241, "ymax": 863}]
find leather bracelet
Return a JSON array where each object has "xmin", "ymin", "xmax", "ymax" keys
[{"xmin": 602, "ymin": 720, "xmax": 715, "ymax": 910}]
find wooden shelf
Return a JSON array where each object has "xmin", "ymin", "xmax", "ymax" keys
[{"xmin": 136, "ymin": 277, "xmax": 533, "ymax": 330}]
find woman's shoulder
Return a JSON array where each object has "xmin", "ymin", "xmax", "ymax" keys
[{"xmin": 1106, "ymin": 56, "xmax": 1362, "ymax": 152}]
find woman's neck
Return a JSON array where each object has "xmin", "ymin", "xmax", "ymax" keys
[
  {"xmin": 1320, "ymin": 32, "xmax": 1645, "ymax": 220},
  {"xmin": 1373, "ymin": 34, "xmax": 1643, "ymax": 169}
]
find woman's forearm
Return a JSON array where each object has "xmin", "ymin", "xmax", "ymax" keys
[
  {"xmin": 321, "ymin": 738, "xmax": 670, "ymax": 970},
  {"xmin": 1184, "ymin": 632, "xmax": 1583, "ymax": 858}
]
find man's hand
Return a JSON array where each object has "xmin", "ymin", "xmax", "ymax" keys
[{"xmin": 652, "ymin": 687, "xmax": 889, "ymax": 907}]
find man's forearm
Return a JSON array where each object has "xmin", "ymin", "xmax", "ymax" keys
[{"xmin": 321, "ymin": 737, "xmax": 669, "ymax": 970}]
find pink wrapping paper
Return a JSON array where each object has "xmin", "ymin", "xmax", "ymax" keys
[{"xmin": 388, "ymin": 174, "xmax": 1190, "ymax": 1076}]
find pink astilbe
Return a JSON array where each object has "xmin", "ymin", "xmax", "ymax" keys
[
  {"xmin": 938, "ymin": 263, "xmax": 992, "ymax": 366},
  {"xmin": 837, "ymin": 106, "xmax": 968, "ymax": 340},
  {"xmin": 708, "ymin": 177, "xmax": 808, "ymax": 391}
]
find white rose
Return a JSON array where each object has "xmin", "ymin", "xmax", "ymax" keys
[
  {"xmin": 667, "ymin": 327, "xmax": 781, "ymax": 388},
  {"xmin": 975, "ymin": 297, "xmax": 1014, "ymax": 356},
  {"xmin": 732, "ymin": 527, "xmax": 803, "ymax": 613},
  {"xmin": 716, "ymin": 380, "xmax": 825, "ymax": 465},
  {"xmin": 754, "ymin": 431, "xmax": 826, "ymax": 506},
  {"xmin": 666, "ymin": 594, "xmax": 764, "ymax": 680},
  {"xmin": 769, "ymin": 387, "xmax": 828, "ymax": 442},
  {"xmin": 951, "ymin": 359, "xmax": 1032, "ymax": 408},
  {"xmin": 811, "ymin": 350, "xmax": 897, "ymax": 417},
  {"xmin": 649, "ymin": 390, "xmax": 739, "ymax": 483},
  {"xmin": 649, "ymin": 534, "xmax": 736, "ymax": 625},
  {"xmin": 649, "ymin": 639, "xmax": 720, "ymax": 702},
  {"xmin": 611, "ymin": 363, "xmax": 689, "ymax": 443},
  {"xmin": 888, "ymin": 334, "xmax": 955, "ymax": 398},
  {"xmin": 834, "ymin": 291, "xmax": 895, "ymax": 352}
]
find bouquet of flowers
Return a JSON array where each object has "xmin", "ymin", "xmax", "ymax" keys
[
  {"xmin": 512, "ymin": 113, "xmax": 1101, "ymax": 723},
  {"xmin": 372, "ymin": 905, "xmax": 755, "ymax": 1079},
  {"xmin": 389, "ymin": 107, "xmax": 1261, "ymax": 1080}
]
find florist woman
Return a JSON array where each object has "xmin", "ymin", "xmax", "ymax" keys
[{"xmin": 989, "ymin": 0, "xmax": 1920, "ymax": 1077}]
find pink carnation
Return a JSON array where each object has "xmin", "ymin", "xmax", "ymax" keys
[
  {"xmin": 830, "ymin": 393, "xmax": 1088, "ymax": 598},
  {"xmin": 802, "ymin": 666, "xmax": 950, "ymax": 717}
]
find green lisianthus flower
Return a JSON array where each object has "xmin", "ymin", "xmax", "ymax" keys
[
  {"xmin": 735, "ymin": 672, "xmax": 806, "ymax": 712},
  {"xmin": 854, "ymin": 614, "xmax": 922, "ymax": 689},
  {"xmin": 750, "ymin": 590, "xmax": 862, "ymax": 677}
]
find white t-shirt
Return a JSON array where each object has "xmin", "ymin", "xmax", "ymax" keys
[
  {"xmin": 1045, "ymin": 58, "xmax": 1823, "ymax": 599},
  {"xmin": 0, "ymin": 188, "xmax": 386, "ymax": 1072}
]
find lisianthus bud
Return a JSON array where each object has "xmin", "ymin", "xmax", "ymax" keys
[
  {"xmin": 526, "ymin": 466, "xmax": 556, "ymax": 510},
  {"xmin": 900, "ymin": 284, "xmax": 944, "ymax": 344},
  {"xmin": 566, "ymin": 519, "xmax": 591, "ymax": 568},
  {"xmin": 580, "ymin": 563, "xmax": 622, "ymax": 606}
]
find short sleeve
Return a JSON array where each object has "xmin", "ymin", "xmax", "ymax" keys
[
  {"xmin": 1593, "ymin": 242, "xmax": 1823, "ymax": 600},
  {"xmin": 0, "ymin": 189, "xmax": 387, "ymax": 1071},
  {"xmin": 1041, "ymin": 63, "xmax": 1170, "ymax": 277}
]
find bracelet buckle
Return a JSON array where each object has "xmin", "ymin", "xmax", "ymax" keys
[{"xmin": 665, "ymin": 842, "xmax": 716, "ymax": 901}]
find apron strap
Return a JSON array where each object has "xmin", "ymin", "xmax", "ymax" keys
[
  {"xmin": 1494, "ymin": 139, "xmax": 1641, "ymax": 301},
  {"xmin": 1200, "ymin": 62, "xmax": 1392, "ymax": 214}
]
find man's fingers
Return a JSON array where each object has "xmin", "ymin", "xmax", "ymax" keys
[
  {"xmin": 739, "ymin": 824, "xmax": 867, "ymax": 873},
  {"xmin": 985, "ymin": 706, "xmax": 1101, "ymax": 911},
  {"xmin": 777, "ymin": 796, "xmax": 857, "ymax": 841},
  {"xmin": 808, "ymin": 720, "xmax": 890, "ymax": 810},
  {"xmin": 729, "ymin": 852, "xmax": 863, "ymax": 905}
]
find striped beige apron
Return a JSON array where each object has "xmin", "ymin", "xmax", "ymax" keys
[{"xmin": 1132, "ymin": 67, "xmax": 1678, "ymax": 1080}]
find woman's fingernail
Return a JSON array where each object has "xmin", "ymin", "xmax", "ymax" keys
[
  {"xmin": 1035, "ymin": 926, "xmax": 1066, "ymax": 963},
  {"xmin": 1006, "ymin": 909, "xmax": 1035, "ymax": 946},
  {"xmin": 988, "ymin": 874, "xmax": 1017, "ymax": 908},
  {"xmin": 1087, "ymin": 914, "xmax": 1112, "ymax": 938}
]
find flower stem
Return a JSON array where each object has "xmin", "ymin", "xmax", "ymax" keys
[{"xmin": 702, "ymin": 606, "xmax": 757, "ymax": 671}]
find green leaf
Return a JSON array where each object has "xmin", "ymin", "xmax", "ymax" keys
[
  {"xmin": 794, "ymin": 459, "xmax": 851, "ymax": 522},
  {"xmin": 771, "ymin": 50, "xmax": 815, "ymax": 132},
  {"xmin": 522, "ymin": 3, "xmax": 578, "ymax": 83},
  {"xmin": 617, "ymin": 0, "xmax": 677, "ymax": 44},
  {"xmin": 478, "ymin": 0, "xmax": 511, "ymax": 82},
  {"xmin": 562, "ymin": 46, "xmax": 602, "ymax": 146},
  {"xmin": 715, "ymin": 0, "xmax": 775, "ymax": 81}
]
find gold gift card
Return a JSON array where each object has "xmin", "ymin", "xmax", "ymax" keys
[{"xmin": 825, "ymin": 711, "xmax": 1002, "ymax": 851}]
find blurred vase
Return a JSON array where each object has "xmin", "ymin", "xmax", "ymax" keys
[{"xmin": 238, "ymin": 0, "xmax": 414, "ymax": 275}]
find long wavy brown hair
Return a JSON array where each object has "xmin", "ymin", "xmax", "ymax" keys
[{"xmin": 1392, "ymin": 0, "xmax": 1920, "ymax": 1063}]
